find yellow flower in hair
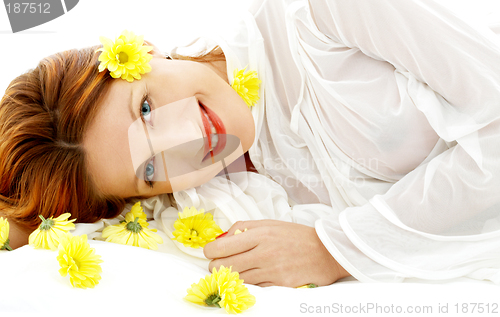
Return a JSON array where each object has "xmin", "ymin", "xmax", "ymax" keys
[
  {"xmin": 28, "ymin": 213, "xmax": 76, "ymax": 250},
  {"xmin": 231, "ymin": 66, "xmax": 261, "ymax": 107},
  {"xmin": 172, "ymin": 206, "xmax": 223, "ymax": 249},
  {"xmin": 96, "ymin": 30, "xmax": 153, "ymax": 82},
  {"xmin": 57, "ymin": 233, "xmax": 103, "ymax": 289},
  {"xmin": 101, "ymin": 201, "xmax": 163, "ymax": 250},
  {"xmin": 0, "ymin": 217, "xmax": 12, "ymax": 251},
  {"xmin": 217, "ymin": 266, "xmax": 256, "ymax": 314}
]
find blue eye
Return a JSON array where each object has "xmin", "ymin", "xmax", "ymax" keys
[
  {"xmin": 146, "ymin": 163, "xmax": 154, "ymax": 179},
  {"xmin": 140, "ymin": 99, "xmax": 153, "ymax": 125},
  {"xmin": 144, "ymin": 157, "xmax": 155, "ymax": 187},
  {"xmin": 141, "ymin": 101, "xmax": 151, "ymax": 116}
]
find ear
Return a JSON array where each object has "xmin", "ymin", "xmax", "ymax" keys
[{"xmin": 144, "ymin": 40, "xmax": 164, "ymax": 59}]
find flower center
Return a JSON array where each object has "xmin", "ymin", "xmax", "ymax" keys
[
  {"xmin": 205, "ymin": 293, "xmax": 221, "ymax": 307},
  {"xmin": 117, "ymin": 51, "xmax": 129, "ymax": 64},
  {"xmin": 38, "ymin": 215, "xmax": 54, "ymax": 231},
  {"xmin": 188, "ymin": 229, "xmax": 199, "ymax": 241},
  {"xmin": 126, "ymin": 217, "xmax": 143, "ymax": 233},
  {"xmin": 68, "ymin": 256, "xmax": 79, "ymax": 271}
]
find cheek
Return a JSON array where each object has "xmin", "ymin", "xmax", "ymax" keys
[
  {"xmin": 168, "ymin": 162, "xmax": 224, "ymax": 192},
  {"xmin": 146, "ymin": 136, "xmax": 247, "ymax": 194},
  {"xmin": 168, "ymin": 142, "xmax": 246, "ymax": 192},
  {"xmin": 151, "ymin": 178, "xmax": 173, "ymax": 194}
]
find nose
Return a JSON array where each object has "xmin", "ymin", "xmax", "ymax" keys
[
  {"xmin": 128, "ymin": 96, "xmax": 205, "ymax": 182},
  {"xmin": 147, "ymin": 96, "xmax": 205, "ymax": 153}
]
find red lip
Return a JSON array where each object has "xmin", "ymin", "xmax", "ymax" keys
[
  {"xmin": 199, "ymin": 105, "xmax": 212, "ymax": 154},
  {"xmin": 199, "ymin": 102, "xmax": 226, "ymax": 162}
]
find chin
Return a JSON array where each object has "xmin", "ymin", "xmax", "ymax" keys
[
  {"xmin": 241, "ymin": 117, "xmax": 256, "ymax": 153},
  {"xmin": 242, "ymin": 135, "xmax": 255, "ymax": 153}
]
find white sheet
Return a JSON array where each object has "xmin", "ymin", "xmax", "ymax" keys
[
  {"xmin": 2, "ymin": 173, "xmax": 499, "ymax": 315},
  {"xmin": 1, "ymin": 241, "xmax": 499, "ymax": 315}
]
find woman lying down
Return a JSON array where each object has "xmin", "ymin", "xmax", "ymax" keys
[{"xmin": 2, "ymin": 0, "xmax": 500, "ymax": 291}]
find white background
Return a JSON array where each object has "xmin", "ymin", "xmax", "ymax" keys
[
  {"xmin": 0, "ymin": 0, "xmax": 254, "ymax": 93},
  {"xmin": 0, "ymin": 0, "xmax": 499, "ymax": 92}
]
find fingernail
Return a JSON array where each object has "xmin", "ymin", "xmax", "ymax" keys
[{"xmin": 216, "ymin": 231, "xmax": 228, "ymax": 239}]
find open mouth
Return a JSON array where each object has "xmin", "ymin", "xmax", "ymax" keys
[{"xmin": 199, "ymin": 101, "xmax": 226, "ymax": 162}]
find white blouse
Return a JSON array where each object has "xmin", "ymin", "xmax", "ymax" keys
[{"xmin": 161, "ymin": 0, "xmax": 500, "ymax": 283}]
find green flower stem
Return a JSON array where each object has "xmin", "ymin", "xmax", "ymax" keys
[
  {"xmin": 1, "ymin": 239, "xmax": 13, "ymax": 251},
  {"xmin": 126, "ymin": 217, "xmax": 143, "ymax": 233},
  {"xmin": 38, "ymin": 215, "xmax": 54, "ymax": 231},
  {"xmin": 205, "ymin": 293, "xmax": 222, "ymax": 307}
]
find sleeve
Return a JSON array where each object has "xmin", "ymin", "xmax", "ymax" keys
[{"xmin": 308, "ymin": 0, "xmax": 500, "ymax": 283}]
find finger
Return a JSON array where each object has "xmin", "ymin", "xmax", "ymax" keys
[
  {"xmin": 256, "ymin": 282, "xmax": 275, "ymax": 287},
  {"xmin": 208, "ymin": 246, "xmax": 262, "ymax": 274},
  {"xmin": 238, "ymin": 268, "xmax": 268, "ymax": 285},
  {"xmin": 204, "ymin": 229, "xmax": 259, "ymax": 259},
  {"xmin": 241, "ymin": 264, "xmax": 304, "ymax": 288},
  {"xmin": 226, "ymin": 219, "xmax": 285, "ymax": 235}
]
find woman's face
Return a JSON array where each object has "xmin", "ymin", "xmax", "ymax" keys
[{"xmin": 83, "ymin": 55, "xmax": 255, "ymax": 198}]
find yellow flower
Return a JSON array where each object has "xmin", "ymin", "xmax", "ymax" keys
[
  {"xmin": 217, "ymin": 266, "xmax": 256, "ymax": 314},
  {"xmin": 297, "ymin": 283, "xmax": 318, "ymax": 289},
  {"xmin": 28, "ymin": 213, "xmax": 76, "ymax": 250},
  {"xmin": 185, "ymin": 268, "xmax": 221, "ymax": 308},
  {"xmin": 231, "ymin": 66, "xmax": 261, "ymax": 107},
  {"xmin": 172, "ymin": 206, "xmax": 223, "ymax": 249},
  {"xmin": 127, "ymin": 201, "xmax": 148, "ymax": 227},
  {"xmin": 96, "ymin": 30, "xmax": 153, "ymax": 82},
  {"xmin": 101, "ymin": 202, "xmax": 163, "ymax": 250},
  {"xmin": 185, "ymin": 266, "xmax": 256, "ymax": 314},
  {"xmin": 57, "ymin": 233, "xmax": 102, "ymax": 289},
  {"xmin": 0, "ymin": 217, "xmax": 12, "ymax": 251}
]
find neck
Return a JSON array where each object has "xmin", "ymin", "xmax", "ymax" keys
[{"xmin": 201, "ymin": 60, "xmax": 229, "ymax": 84}]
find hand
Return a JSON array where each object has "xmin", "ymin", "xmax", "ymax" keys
[{"xmin": 203, "ymin": 220, "xmax": 351, "ymax": 287}]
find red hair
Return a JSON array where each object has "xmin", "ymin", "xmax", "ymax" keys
[{"xmin": 0, "ymin": 46, "xmax": 126, "ymax": 229}]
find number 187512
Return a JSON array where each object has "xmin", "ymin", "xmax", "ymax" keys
[{"xmin": 6, "ymin": 3, "xmax": 50, "ymax": 14}]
